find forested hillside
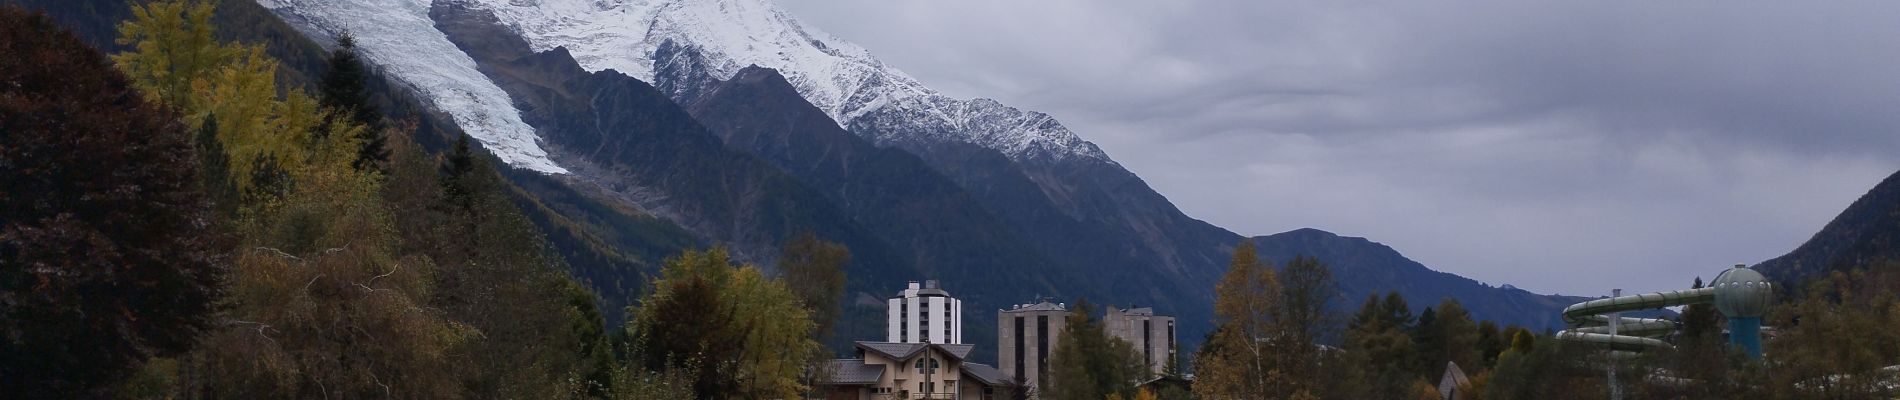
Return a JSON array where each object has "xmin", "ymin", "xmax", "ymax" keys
[
  {"xmin": 1755, "ymin": 169, "xmax": 1900, "ymax": 289},
  {"xmin": 0, "ymin": 2, "xmax": 837, "ymax": 398}
]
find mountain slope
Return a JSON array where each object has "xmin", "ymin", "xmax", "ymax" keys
[
  {"xmin": 3, "ymin": 0, "xmax": 696, "ymax": 322},
  {"xmin": 245, "ymin": 0, "xmax": 1594, "ymax": 353},
  {"xmin": 684, "ymin": 66, "xmax": 1082, "ymax": 354},
  {"xmin": 460, "ymin": 0, "xmax": 1239, "ymax": 331},
  {"xmin": 1755, "ymin": 169, "xmax": 1900, "ymax": 288},
  {"xmin": 1251, "ymin": 229, "xmax": 1580, "ymax": 330}
]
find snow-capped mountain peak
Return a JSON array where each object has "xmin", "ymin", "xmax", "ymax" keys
[{"xmin": 466, "ymin": 0, "xmax": 1111, "ymax": 163}]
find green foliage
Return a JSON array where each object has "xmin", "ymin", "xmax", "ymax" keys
[
  {"xmin": 1476, "ymin": 321, "xmax": 1504, "ymax": 368},
  {"xmin": 114, "ymin": 0, "xmax": 326, "ymax": 195},
  {"xmin": 1196, "ymin": 241, "xmax": 1347, "ymax": 400},
  {"xmin": 1680, "ymin": 276, "xmax": 1723, "ymax": 340},
  {"xmin": 1345, "ymin": 292, "xmax": 1423, "ymax": 400},
  {"xmin": 629, "ymin": 248, "xmax": 822, "ymax": 400},
  {"xmin": 1043, "ymin": 299, "xmax": 1148, "ymax": 400},
  {"xmin": 196, "ymin": 114, "xmax": 239, "ymax": 218},
  {"xmin": 0, "ymin": 7, "xmax": 229, "ymax": 396},
  {"xmin": 779, "ymin": 231, "xmax": 850, "ymax": 341},
  {"xmin": 111, "ymin": 0, "xmax": 235, "ymax": 108},
  {"xmin": 316, "ymin": 33, "xmax": 387, "ymax": 171},
  {"xmin": 1419, "ymin": 298, "xmax": 1480, "ymax": 380}
]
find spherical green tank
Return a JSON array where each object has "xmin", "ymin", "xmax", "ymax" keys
[{"xmin": 1711, "ymin": 265, "xmax": 1772, "ymax": 359}]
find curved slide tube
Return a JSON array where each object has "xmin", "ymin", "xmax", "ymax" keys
[{"xmin": 1556, "ymin": 287, "xmax": 1714, "ymax": 351}]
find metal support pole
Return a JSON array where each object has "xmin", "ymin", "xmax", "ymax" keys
[{"xmin": 1607, "ymin": 288, "xmax": 1622, "ymax": 400}]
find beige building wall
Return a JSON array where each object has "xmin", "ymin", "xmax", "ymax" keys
[
  {"xmin": 857, "ymin": 347, "xmax": 988, "ymax": 399},
  {"xmin": 996, "ymin": 302, "xmax": 1069, "ymax": 391},
  {"xmin": 1104, "ymin": 307, "xmax": 1177, "ymax": 375}
]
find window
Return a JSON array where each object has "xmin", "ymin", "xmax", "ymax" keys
[
  {"xmin": 1036, "ymin": 315, "xmax": 1050, "ymax": 374},
  {"xmin": 1143, "ymin": 319, "xmax": 1153, "ymax": 366},
  {"xmin": 1014, "ymin": 316, "xmax": 1025, "ymax": 379}
]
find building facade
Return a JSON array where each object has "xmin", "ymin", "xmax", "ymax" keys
[
  {"xmin": 888, "ymin": 280, "xmax": 963, "ymax": 344},
  {"xmin": 815, "ymin": 341, "xmax": 1008, "ymax": 400},
  {"xmin": 997, "ymin": 302, "xmax": 1178, "ymax": 390},
  {"xmin": 996, "ymin": 301, "xmax": 1069, "ymax": 390},
  {"xmin": 1104, "ymin": 306, "xmax": 1177, "ymax": 375}
]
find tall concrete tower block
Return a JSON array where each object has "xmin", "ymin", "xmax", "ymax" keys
[{"xmin": 887, "ymin": 280, "xmax": 962, "ymax": 344}]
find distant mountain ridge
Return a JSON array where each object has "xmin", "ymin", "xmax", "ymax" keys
[
  {"xmin": 1755, "ymin": 169, "xmax": 1900, "ymax": 287},
  {"xmin": 1251, "ymin": 229, "xmax": 1583, "ymax": 329},
  {"xmin": 260, "ymin": 0, "xmax": 1590, "ymax": 344}
]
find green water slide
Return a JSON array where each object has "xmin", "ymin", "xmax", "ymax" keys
[{"xmin": 1555, "ymin": 287, "xmax": 1714, "ymax": 351}]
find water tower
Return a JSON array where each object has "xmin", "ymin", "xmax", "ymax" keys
[{"xmin": 1710, "ymin": 265, "xmax": 1773, "ymax": 359}]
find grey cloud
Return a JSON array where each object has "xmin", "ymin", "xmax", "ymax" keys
[{"xmin": 782, "ymin": 0, "xmax": 1900, "ymax": 295}]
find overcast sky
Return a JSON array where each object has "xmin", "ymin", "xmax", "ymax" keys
[{"xmin": 780, "ymin": 1, "xmax": 1900, "ymax": 297}]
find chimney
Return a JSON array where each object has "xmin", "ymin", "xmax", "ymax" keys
[
  {"xmin": 925, "ymin": 280, "xmax": 939, "ymax": 289},
  {"xmin": 907, "ymin": 281, "xmax": 920, "ymax": 290}
]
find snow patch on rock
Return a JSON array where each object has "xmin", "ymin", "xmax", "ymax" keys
[
  {"xmin": 463, "ymin": 0, "xmax": 1111, "ymax": 164},
  {"xmin": 257, "ymin": 0, "xmax": 568, "ymax": 174}
]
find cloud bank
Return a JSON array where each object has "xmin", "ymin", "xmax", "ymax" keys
[{"xmin": 781, "ymin": 0, "xmax": 1900, "ymax": 296}]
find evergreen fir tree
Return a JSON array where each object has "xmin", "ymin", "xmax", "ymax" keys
[
  {"xmin": 316, "ymin": 33, "xmax": 386, "ymax": 171},
  {"xmin": 440, "ymin": 135, "xmax": 479, "ymax": 210},
  {"xmin": 195, "ymin": 114, "xmax": 237, "ymax": 218},
  {"xmin": 1380, "ymin": 292, "xmax": 1415, "ymax": 331}
]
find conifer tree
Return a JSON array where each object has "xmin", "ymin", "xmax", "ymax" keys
[
  {"xmin": 1345, "ymin": 292, "xmax": 1420, "ymax": 399},
  {"xmin": 316, "ymin": 33, "xmax": 386, "ymax": 172},
  {"xmin": 440, "ymin": 135, "xmax": 480, "ymax": 209},
  {"xmin": 196, "ymin": 114, "xmax": 238, "ymax": 218},
  {"xmin": 1418, "ymin": 299, "xmax": 1479, "ymax": 381},
  {"xmin": 0, "ymin": 7, "xmax": 228, "ymax": 396},
  {"xmin": 1381, "ymin": 291, "xmax": 1416, "ymax": 330}
]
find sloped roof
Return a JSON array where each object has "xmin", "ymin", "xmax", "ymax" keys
[
  {"xmin": 817, "ymin": 359, "xmax": 884, "ymax": 385},
  {"xmin": 855, "ymin": 342, "xmax": 977, "ymax": 362},
  {"xmin": 938, "ymin": 344, "xmax": 975, "ymax": 360},
  {"xmin": 859, "ymin": 342, "xmax": 927, "ymax": 360},
  {"xmin": 1438, "ymin": 361, "xmax": 1471, "ymax": 399},
  {"xmin": 961, "ymin": 362, "xmax": 1009, "ymax": 386}
]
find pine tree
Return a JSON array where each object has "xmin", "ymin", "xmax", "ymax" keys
[
  {"xmin": 316, "ymin": 33, "xmax": 386, "ymax": 172},
  {"xmin": 440, "ymin": 135, "xmax": 480, "ymax": 210},
  {"xmin": 1425, "ymin": 299, "xmax": 1480, "ymax": 380},
  {"xmin": 196, "ymin": 114, "xmax": 238, "ymax": 218},
  {"xmin": 1381, "ymin": 291, "xmax": 1415, "ymax": 331},
  {"xmin": 1345, "ymin": 292, "xmax": 1421, "ymax": 399},
  {"xmin": 1412, "ymin": 306, "xmax": 1439, "ymax": 379}
]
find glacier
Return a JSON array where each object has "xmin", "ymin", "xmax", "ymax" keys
[
  {"xmin": 256, "ymin": 0, "xmax": 569, "ymax": 174},
  {"xmin": 460, "ymin": 0, "xmax": 1114, "ymax": 164}
]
